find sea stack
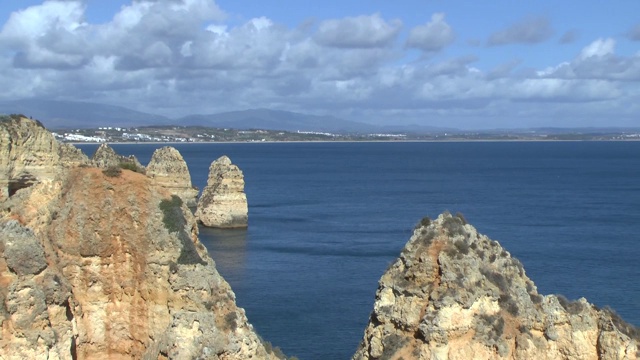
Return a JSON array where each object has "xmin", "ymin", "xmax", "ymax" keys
[
  {"xmin": 146, "ymin": 146, "xmax": 199, "ymax": 207},
  {"xmin": 195, "ymin": 155, "xmax": 248, "ymax": 228},
  {"xmin": 353, "ymin": 212, "xmax": 638, "ymax": 360}
]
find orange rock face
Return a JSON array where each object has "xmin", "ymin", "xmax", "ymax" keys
[{"xmin": 0, "ymin": 118, "xmax": 279, "ymax": 359}]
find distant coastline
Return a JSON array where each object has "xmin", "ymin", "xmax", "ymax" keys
[{"xmin": 66, "ymin": 138, "xmax": 640, "ymax": 146}]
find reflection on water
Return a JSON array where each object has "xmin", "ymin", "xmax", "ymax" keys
[{"xmin": 198, "ymin": 226, "xmax": 247, "ymax": 284}]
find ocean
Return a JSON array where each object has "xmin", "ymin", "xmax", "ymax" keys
[{"xmin": 77, "ymin": 141, "xmax": 640, "ymax": 360}]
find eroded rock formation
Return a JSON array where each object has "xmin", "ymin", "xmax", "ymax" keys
[
  {"xmin": 0, "ymin": 115, "xmax": 89, "ymax": 201},
  {"xmin": 353, "ymin": 212, "xmax": 639, "ymax": 360},
  {"xmin": 0, "ymin": 118, "xmax": 280, "ymax": 359},
  {"xmin": 195, "ymin": 156, "xmax": 248, "ymax": 228},
  {"xmin": 146, "ymin": 146, "xmax": 199, "ymax": 207},
  {"xmin": 91, "ymin": 143, "xmax": 145, "ymax": 173}
]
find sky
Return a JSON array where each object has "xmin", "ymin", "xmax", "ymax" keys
[{"xmin": 0, "ymin": 0, "xmax": 639, "ymax": 129}]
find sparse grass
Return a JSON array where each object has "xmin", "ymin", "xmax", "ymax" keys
[
  {"xmin": 530, "ymin": 293, "xmax": 543, "ymax": 304},
  {"xmin": 455, "ymin": 212, "xmax": 467, "ymax": 224},
  {"xmin": 442, "ymin": 212, "xmax": 466, "ymax": 236},
  {"xmin": 478, "ymin": 313, "xmax": 505, "ymax": 343},
  {"xmin": 224, "ymin": 312, "xmax": 238, "ymax": 331},
  {"xmin": 418, "ymin": 227, "xmax": 437, "ymax": 246},
  {"xmin": 557, "ymin": 295, "xmax": 585, "ymax": 315},
  {"xmin": 102, "ymin": 166, "xmax": 122, "ymax": 177},
  {"xmin": 415, "ymin": 216, "xmax": 431, "ymax": 229},
  {"xmin": 119, "ymin": 161, "xmax": 142, "ymax": 173},
  {"xmin": 602, "ymin": 306, "xmax": 640, "ymax": 341},
  {"xmin": 454, "ymin": 239, "xmax": 470, "ymax": 255},
  {"xmin": 381, "ymin": 334, "xmax": 409, "ymax": 359},
  {"xmin": 481, "ymin": 267, "xmax": 509, "ymax": 292},
  {"xmin": 499, "ymin": 293, "xmax": 520, "ymax": 316}
]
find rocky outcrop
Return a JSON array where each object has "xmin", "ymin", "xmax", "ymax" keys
[
  {"xmin": 353, "ymin": 212, "xmax": 639, "ymax": 360},
  {"xmin": 146, "ymin": 146, "xmax": 199, "ymax": 207},
  {"xmin": 0, "ymin": 118, "xmax": 280, "ymax": 359},
  {"xmin": 91, "ymin": 143, "xmax": 145, "ymax": 173},
  {"xmin": 195, "ymin": 156, "xmax": 248, "ymax": 228},
  {"xmin": 0, "ymin": 115, "xmax": 89, "ymax": 201}
]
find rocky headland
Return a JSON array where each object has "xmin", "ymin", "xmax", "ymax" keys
[
  {"xmin": 195, "ymin": 156, "xmax": 249, "ymax": 229},
  {"xmin": 353, "ymin": 212, "xmax": 638, "ymax": 360},
  {"xmin": 0, "ymin": 116, "xmax": 280, "ymax": 359}
]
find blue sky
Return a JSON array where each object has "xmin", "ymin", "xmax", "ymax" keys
[{"xmin": 0, "ymin": 0, "xmax": 639, "ymax": 128}]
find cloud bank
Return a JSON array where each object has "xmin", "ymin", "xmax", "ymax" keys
[{"xmin": 0, "ymin": 0, "xmax": 638, "ymax": 128}]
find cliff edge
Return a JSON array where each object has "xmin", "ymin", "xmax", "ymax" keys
[
  {"xmin": 0, "ymin": 116, "xmax": 280, "ymax": 359},
  {"xmin": 0, "ymin": 114, "xmax": 88, "ymax": 201},
  {"xmin": 353, "ymin": 212, "xmax": 638, "ymax": 360}
]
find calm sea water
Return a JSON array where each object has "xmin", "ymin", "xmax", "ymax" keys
[{"xmin": 78, "ymin": 141, "xmax": 640, "ymax": 360}]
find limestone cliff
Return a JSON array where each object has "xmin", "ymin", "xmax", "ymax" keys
[
  {"xmin": 146, "ymin": 146, "xmax": 199, "ymax": 207},
  {"xmin": 0, "ymin": 114, "xmax": 89, "ymax": 201},
  {"xmin": 353, "ymin": 212, "xmax": 639, "ymax": 360},
  {"xmin": 0, "ymin": 118, "xmax": 281, "ymax": 359},
  {"xmin": 195, "ymin": 156, "xmax": 248, "ymax": 228},
  {"xmin": 91, "ymin": 143, "xmax": 145, "ymax": 173}
]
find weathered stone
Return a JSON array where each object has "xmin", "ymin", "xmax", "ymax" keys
[
  {"xmin": 0, "ymin": 115, "xmax": 89, "ymax": 201},
  {"xmin": 91, "ymin": 143, "xmax": 145, "ymax": 172},
  {"xmin": 0, "ymin": 118, "xmax": 280, "ymax": 359},
  {"xmin": 195, "ymin": 156, "xmax": 248, "ymax": 228},
  {"xmin": 0, "ymin": 220, "xmax": 47, "ymax": 276},
  {"xmin": 353, "ymin": 212, "xmax": 639, "ymax": 360},
  {"xmin": 146, "ymin": 146, "xmax": 198, "ymax": 207}
]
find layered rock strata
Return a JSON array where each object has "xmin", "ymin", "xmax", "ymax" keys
[
  {"xmin": 196, "ymin": 156, "xmax": 248, "ymax": 228},
  {"xmin": 0, "ymin": 118, "xmax": 280, "ymax": 359},
  {"xmin": 0, "ymin": 115, "xmax": 89, "ymax": 201},
  {"xmin": 146, "ymin": 146, "xmax": 199, "ymax": 207},
  {"xmin": 353, "ymin": 212, "xmax": 639, "ymax": 360}
]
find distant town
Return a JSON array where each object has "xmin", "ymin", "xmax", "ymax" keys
[{"xmin": 52, "ymin": 124, "xmax": 640, "ymax": 143}]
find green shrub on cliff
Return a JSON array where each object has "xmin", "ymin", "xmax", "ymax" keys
[
  {"xmin": 159, "ymin": 195, "xmax": 184, "ymax": 233},
  {"xmin": 119, "ymin": 161, "xmax": 144, "ymax": 174},
  {"xmin": 159, "ymin": 195, "xmax": 206, "ymax": 265},
  {"xmin": 102, "ymin": 166, "xmax": 122, "ymax": 177}
]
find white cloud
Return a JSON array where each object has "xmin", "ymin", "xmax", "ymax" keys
[
  {"xmin": 314, "ymin": 14, "xmax": 401, "ymax": 48},
  {"xmin": 0, "ymin": 2, "xmax": 637, "ymax": 128},
  {"xmin": 406, "ymin": 13, "xmax": 454, "ymax": 52},
  {"xmin": 578, "ymin": 38, "xmax": 615, "ymax": 60}
]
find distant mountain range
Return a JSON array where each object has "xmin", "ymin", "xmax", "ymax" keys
[
  {"xmin": 177, "ymin": 109, "xmax": 378, "ymax": 133},
  {"xmin": 0, "ymin": 99, "xmax": 169, "ymax": 129},
  {"xmin": 1, "ymin": 99, "xmax": 638, "ymax": 135}
]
